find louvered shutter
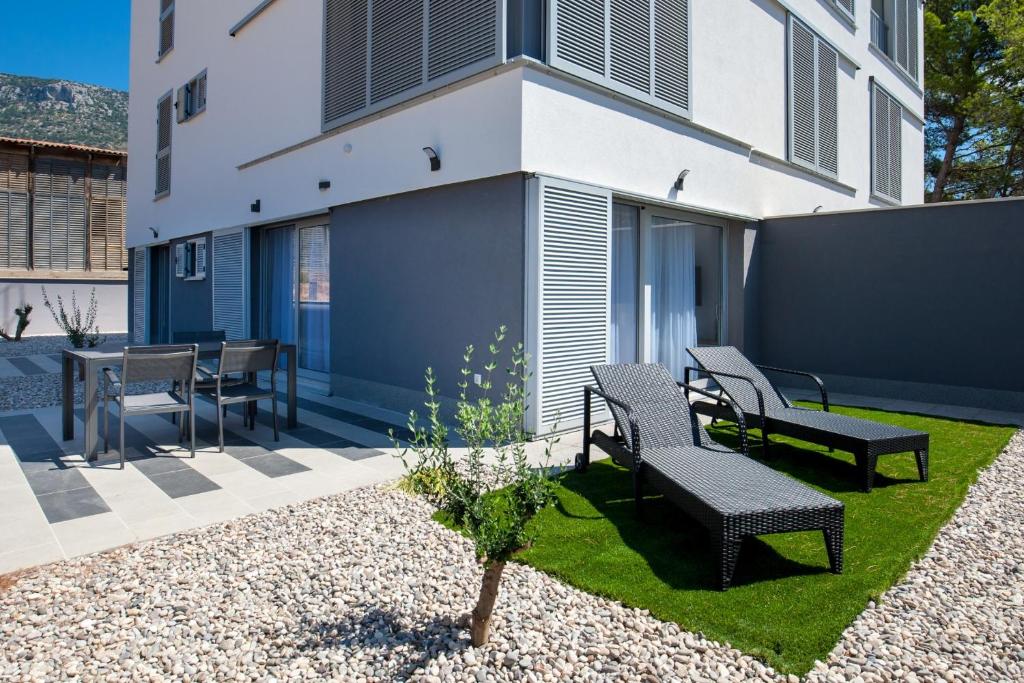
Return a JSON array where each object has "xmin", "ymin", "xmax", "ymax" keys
[
  {"xmin": 175, "ymin": 243, "xmax": 186, "ymax": 277},
  {"xmin": 159, "ymin": 0, "xmax": 175, "ymax": 57},
  {"xmin": 428, "ymin": 0, "xmax": 499, "ymax": 81},
  {"xmin": 610, "ymin": 0, "xmax": 651, "ymax": 94},
  {"xmin": 528, "ymin": 177, "xmax": 612, "ymax": 434},
  {"xmin": 32, "ymin": 158, "xmax": 87, "ymax": 271},
  {"xmin": 370, "ymin": 0, "xmax": 425, "ymax": 104},
  {"xmin": 88, "ymin": 164, "xmax": 126, "ymax": 271},
  {"xmin": 156, "ymin": 92, "xmax": 172, "ymax": 196},
  {"xmin": 194, "ymin": 239, "xmax": 208, "ymax": 278},
  {"xmin": 196, "ymin": 72, "xmax": 207, "ymax": 112},
  {"xmin": 788, "ymin": 16, "xmax": 839, "ymax": 177},
  {"xmin": 871, "ymin": 83, "xmax": 903, "ymax": 203},
  {"xmin": 552, "ymin": 0, "xmax": 607, "ymax": 77},
  {"xmin": 324, "ymin": 0, "xmax": 369, "ymax": 124},
  {"xmin": 133, "ymin": 248, "xmax": 148, "ymax": 344},
  {"xmin": 816, "ymin": 41, "xmax": 839, "ymax": 176},
  {"xmin": 213, "ymin": 230, "xmax": 247, "ymax": 340},
  {"xmin": 835, "ymin": 0, "xmax": 854, "ymax": 20},
  {"xmin": 903, "ymin": 0, "xmax": 919, "ymax": 80},
  {"xmin": 0, "ymin": 153, "xmax": 29, "ymax": 270},
  {"xmin": 653, "ymin": 0, "xmax": 690, "ymax": 111}
]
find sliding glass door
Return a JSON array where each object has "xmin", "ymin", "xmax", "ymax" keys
[
  {"xmin": 261, "ymin": 223, "xmax": 331, "ymax": 377},
  {"xmin": 611, "ymin": 204, "xmax": 725, "ymax": 379}
]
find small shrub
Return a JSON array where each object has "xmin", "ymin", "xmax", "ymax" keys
[
  {"xmin": 0, "ymin": 304, "xmax": 32, "ymax": 342},
  {"xmin": 41, "ymin": 287, "xmax": 104, "ymax": 349},
  {"xmin": 394, "ymin": 326, "xmax": 558, "ymax": 646}
]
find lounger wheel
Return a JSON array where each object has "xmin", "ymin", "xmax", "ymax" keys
[{"xmin": 574, "ymin": 453, "xmax": 589, "ymax": 472}]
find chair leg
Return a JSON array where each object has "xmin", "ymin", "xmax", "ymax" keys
[
  {"xmin": 271, "ymin": 396, "xmax": 279, "ymax": 442},
  {"xmin": 632, "ymin": 468, "xmax": 643, "ymax": 518},
  {"xmin": 217, "ymin": 401, "xmax": 225, "ymax": 453},
  {"xmin": 189, "ymin": 405, "xmax": 196, "ymax": 458},
  {"xmin": 119, "ymin": 414, "xmax": 126, "ymax": 470},
  {"xmin": 855, "ymin": 451, "xmax": 877, "ymax": 492},
  {"xmin": 762, "ymin": 429, "xmax": 771, "ymax": 459},
  {"xmin": 249, "ymin": 401, "xmax": 256, "ymax": 431},
  {"xmin": 103, "ymin": 395, "xmax": 109, "ymax": 454},
  {"xmin": 823, "ymin": 522, "xmax": 844, "ymax": 574},
  {"xmin": 915, "ymin": 448, "xmax": 929, "ymax": 482},
  {"xmin": 715, "ymin": 532, "xmax": 743, "ymax": 591}
]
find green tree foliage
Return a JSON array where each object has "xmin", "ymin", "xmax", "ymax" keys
[{"xmin": 926, "ymin": 0, "xmax": 1024, "ymax": 201}]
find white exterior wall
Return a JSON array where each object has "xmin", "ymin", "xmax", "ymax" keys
[{"xmin": 128, "ymin": 0, "xmax": 925, "ymax": 247}]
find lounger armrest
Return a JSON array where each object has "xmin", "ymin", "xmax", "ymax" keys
[
  {"xmin": 695, "ymin": 369, "xmax": 768, "ymax": 429},
  {"xmin": 755, "ymin": 364, "xmax": 829, "ymax": 412},
  {"xmin": 584, "ymin": 385, "xmax": 643, "ymax": 469},
  {"xmin": 679, "ymin": 383, "xmax": 750, "ymax": 457}
]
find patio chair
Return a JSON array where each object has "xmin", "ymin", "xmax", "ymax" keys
[
  {"xmin": 103, "ymin": 344, "xmax": 199, "ymax": 469},
  {"xmin": 169, "ymin": 330, "xmax": 234, "ymax": 424},
  {"xmin": 581, "ymin": 363, "xmax": 844, "ymax": 590},
  {"xmin": 686, "ymin": 346, "xmax": 929, "ymax": 493},
  {"xmin": 197, "ymin": 340, "xmax": 280, "ymax": 452}
]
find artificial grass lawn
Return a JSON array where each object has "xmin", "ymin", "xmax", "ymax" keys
[{"xmin": 516, "ymin": 405, "xmax": 1015, "ymax": 675}]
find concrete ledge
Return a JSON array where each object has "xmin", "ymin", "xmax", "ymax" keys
[{"xmin": 0, "ymin": 270, "xmax": 128, "ymax": 281}]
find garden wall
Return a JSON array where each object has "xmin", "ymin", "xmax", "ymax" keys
[{"xmin": 0, "ymin": 276, "xmax": 128, "ymax": 337}]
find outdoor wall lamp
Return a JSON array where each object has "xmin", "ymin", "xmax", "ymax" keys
[
  {"xmin": 148, "ymin": 227, "xmax": 159, "ymax": 239},
  {"xmin": 813, "ymin": 205, "xmax": 823, "ymax": 213},
  {"xmin": 250, "ymin": 199, "xmax": 261, "ymax": 213},
  {"xmin": 422, "ymin": 147, "xmax": 441, "ymax": 172},
  {"xmin": 318, "ymin": 180, "xmax": 331, "ymax": 190},
  {"xmin": 674, "ymin": 169, "xmax": 691, "ymax": 191}
]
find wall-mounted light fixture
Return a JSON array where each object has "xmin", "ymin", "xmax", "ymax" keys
[
  {"xmin": 318, "ymin": 180, "xmax": 331, "ymax": 191},
  {"xmin": 813, "ymin": 205, "xmax": 823, "ymax": 213},
  {"xmin": 422, "ymin": 147, "xmax": 441, "ymax": 172},
  {"xmin": 148, "ymin": 227, "xmax": 159, "ymax": 239},
  {"xmin": 674, "ymin": 169, "xmax": 691, "ymax": 191},
  {"xmin": 250, "ymin": 199, "xmax": 261, "ymax": 213}
]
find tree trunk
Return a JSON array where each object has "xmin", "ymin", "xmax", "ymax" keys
[
  {"xmin": 470, "ymin": 561, "xmax": 506, "ymax": 647},
  {"xmin": 930, "ymin": 116, "xmax": 966, "ymax": 202}
]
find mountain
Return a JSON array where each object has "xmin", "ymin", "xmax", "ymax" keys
[{"xmin": 0, "ymin": 73, "xmax": 128, "ymax": 151}]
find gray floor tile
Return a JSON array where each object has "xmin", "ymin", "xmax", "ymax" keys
[
  {"xmin": 7, "ymin": 356, "xmax": 48, "ymax": 376},
  {"xmin": 36, "ymin": 486, "xmax": 111, "ymax": 524},
  {"xmin": 242, "ymin": 453, "xmax": 310, "ymax": 478},
  {"xmin": 149, "ymin": 468, "xmax": 221, "ymax": 498}
]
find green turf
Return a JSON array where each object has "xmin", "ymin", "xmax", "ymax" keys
[{"xmin": 514, "ymin": 404, "xmax": 1015, "ymax": 675}]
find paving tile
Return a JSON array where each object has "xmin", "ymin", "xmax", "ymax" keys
[
  {"xmin": 0, "ymin": 542, "xmax": 64, "ymax": 575},
  {"xmin": 241, "ymin": 452, "xmax": 309, "ymax": 477},
  {"xmin": 0, "ymin": 358, "xmax": 20, "ymax": 378},
  {"xmin": 36, "ymin": 486, "xmax": 112, "ymax": 524},
  {"xmin": 246, "ymin": 488, "xmax": 307, "ymax": 512},
  {"xmin": 147, "ymin": 467, "xmax": 221, "ymax": 498},
  {"xmin": 50, "ymin": 512, "xmax": 135, "ymax": 559},
  {"xmin": 6, "ymin": 356, "xmax": 47, "ymax": 376},
  {"xmin": 174, "ymin": 490, "xmax": 253, "ymax": 526},
  {"xmin": 124, "ymin": 514, "xmax": 196, "ymax": 543},
  {"xmin": 202, "ymin": 467, "xmax": 288, "ymax": 502},
  {"xmin": 29, "ymin": 355, "xmax": 63, "ymax": 373}
]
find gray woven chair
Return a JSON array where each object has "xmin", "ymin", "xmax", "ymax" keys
[
  {"xmin": 581, "ymin": 363, "xmax": 844, "ymax": 590},
  {"xmin": 686, "ymin": 346, "xmax": 929, "ymax": 492},
  {"xmin": 103, "ymin": 344, "xmax": 199, "ymax": 469},
  {"xmin": 170, "ymin": 331, "xmax": 229, "ymax": 423},
  {"xmin": 197, "ymin": 340, "xmax": 280, "ymax": 452}
]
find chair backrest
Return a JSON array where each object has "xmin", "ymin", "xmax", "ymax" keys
[
  {"xmin": 173, "ymin": 330, "xmax": 227, "ymax": 344},
  {"xmin": 121, "ymin": 344, "xmax": 198, "ymax": 386},
  {"xmin": 686, "ymin": 346, "xmax": 789, "ymax": 413},
  {"xmin": 217, "ymin": 339, "xmax": 279, "ymax": 377},
  {"xmin": 591, "ymin": 363, "xmax": 706, "ymax": 450}
]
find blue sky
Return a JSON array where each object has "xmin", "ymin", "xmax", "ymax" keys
[{"xmin": 0, "ymin": 1, "xmax": 131, "ymax": 91}]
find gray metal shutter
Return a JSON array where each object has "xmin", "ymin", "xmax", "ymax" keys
[
  {"xmin": 213, "ymin": 230, "xmax": 247, "ymax": 340},
  {"xmin": 552, "ymin": 0, "xmax": 607, "ymax": 77},
  {"xmin": 904, "ymin": 0, "xmax": 918, "ymax": 80},
  {"xmin": 816, "ymin": 41, "xmax": 839, "ymax": 176},
  {"xmin": 324, "ymin": 0, "xmax": 369, "ymax": 123},
  {"xmin": 528, "ymin": 177, "xmax": 612, "ymax": 433},
  {"xmin": 133, "ymin": 247, "xmax": 147, "ymax": 344},
  {"xmin": 611, "ymin": 0, "xmax": 651, "ymax": 93},
  {"xmin": 369, "ymin": 0, "xmax": 425, "ymax": 105},
  {"xmin": 159, "ymin": 0, "xmax": 175, "ymax": 57},
  {"xmin": 653, "ymin": 0, "xmax": 690, "ymax": 111},
  {"xmin": 0, "ymin": 153, "xmax": 29, "ymax": 270},
  {"xmin": 789, "ymin": 17, "xmax": 818, "ymax": 169},
  {"xmin": 894, "ymin": 0, "xmax": 909, "ymax": 74},
  {"xmin": 871, "ymin": 84, "xmax": 902, "ymax": 203},
  {"xmin": 427, "ymin": 0, "xmax": 498, "ymax": 81},
  {"xmin": 156, "ymin": 92, "xmax": 172, "ymax": 196}
]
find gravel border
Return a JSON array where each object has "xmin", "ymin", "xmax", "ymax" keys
[{"xmin": 0, "ymin": 334, "xmax": 129, "ymax": 359}]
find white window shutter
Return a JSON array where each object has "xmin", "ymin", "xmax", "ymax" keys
[
  {"xmin": 134, "ymin": 248, "xmax": 147, "ymax": 344},
  {"xmin": 871, "ymin": 83, "xmax": 903, "ymax": 203},
  {"xmin": 195, "ymin": 239, "xmax": 207, "ymax": 278},
  {"xmin": 653, "ymin": 0, "xmax": 690, "ymax": 112},
  {"xmin": 159, "ymin": 0, "xmax": 174, "ymax": 57},
  {"xmin": 816, "ymin": 41, "xmax": 839, "ymax": 176},
  {"xmin": 550, "ymin": 0, "xmax": 607, "ymax": 77},
  {"xmin": 789, "ymin": 17, "xmax": 818, "ymax": 170},
  {"xmin": 213, "ymin": 230, "xmax": 248, "ymax": 340},
  {"xmin": 887, "ymin": 92, "xmax": 903, "ymax": 201},
  {"xmin": 175, "ymin": 243, "xmax": 185, "ymax": 277},
  {"xmin": 527, "ymin": 177, "xmax": 612, "ymax": 434}
]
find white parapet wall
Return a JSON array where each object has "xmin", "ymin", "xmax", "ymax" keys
[{"xmin": 0, "ymin": 276, "xmax": 128, "ymax": 337}]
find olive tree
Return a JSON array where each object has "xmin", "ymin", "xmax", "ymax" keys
[{"xmin": 395, "ymin": 326, "xmax": 556, "ymax": 646}]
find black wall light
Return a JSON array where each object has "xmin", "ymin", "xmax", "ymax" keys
[
  {"xmin": 318, "ymin": 180, "xmax": 331, "ymax": 190},
  {"xmin": 148, "ymin": 227, "xmax": 159, "ymax": 239},
  {"xmin": 250, "ymin": 199, "xmax": 261, "ymax": 213},
  {"xmin": 422, "ymin": 147, "xmax": 441, "ymax": 172},
  {"xmin": 674, "ymin": 169, "xmax": 691, "ymax": 191}
]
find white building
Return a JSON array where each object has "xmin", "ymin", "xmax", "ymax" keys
[{"xmin": 127, "ymin": 0, "xmax": 925, "ymax": 431}]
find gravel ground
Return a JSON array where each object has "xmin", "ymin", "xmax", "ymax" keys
[
  {"xmin": 0, "ymin": 334, "xmax": 128, "ymax": 359},
  {"xmin": 1, "ymin": 433, "xmax": 1020, "ymax": 681}
]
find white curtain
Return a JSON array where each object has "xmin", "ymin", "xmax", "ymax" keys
[
  {"xmin": 650, "ymin": 218, "xmax": 698, "ymax": 379},
  {"xmin": 611, "ymin": 204, "xmax": 639, "ymax": 363}
]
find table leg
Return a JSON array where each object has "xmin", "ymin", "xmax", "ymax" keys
[
  {"xmin": 286, "ymin": 347, "xmax": 297, "ymax": 428},
  {"xmin": 62, "ymin": 352, "xmax": 74, "ymax": 441},
  {"xmin": 84, "ymin": 360, "xmax": 99, "ymax": 462}
]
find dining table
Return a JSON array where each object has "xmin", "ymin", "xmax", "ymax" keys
[{"xmin": 62, "ymin": 341, "xmax": 298, "ymax": 461}]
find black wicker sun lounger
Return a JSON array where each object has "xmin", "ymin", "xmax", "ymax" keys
[
  {"xmin": 579, "ymin": 363, "xmax": 844, "ymax": 590},
  {"xmin": 686, "ymin": 346, "xmax": 929, "ymax": 493}
]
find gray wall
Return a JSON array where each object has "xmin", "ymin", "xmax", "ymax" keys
[
  {"xmin": 755, "ymin": 197, "xmax": 1024, "ymax": 410},
  {"xmin": 329, "ymin": 174, "xmax": 526, "ymax": 412},
  {"xmin": 0, "ymin": 278, "xmax": 127, "ymax": 336},
  {"xmin": 168, "ymin": 233, "xmax": 214, "ymax": 339}
]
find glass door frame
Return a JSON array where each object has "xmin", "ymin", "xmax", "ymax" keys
[{"xmin": 614, "ymin": 201, "xmax": 729, "ymax": 366}]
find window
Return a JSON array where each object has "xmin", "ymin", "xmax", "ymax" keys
[
  {"xmin": 871, "ymin": 0, "xmax": 919, "ymax": 81},
  {"xmin": 177, "ymin": 70, "xmax": 208, "ymax": 123},
  {"xmin": 155, "ymin": 91, "xmax": 172, "ymax": 197},
  {"xmin": 832, "ymin": 0, "xmax": 855, "ymax": 22},
  {"xmin": 159, "ymin": 0, "xmax": 175, "ymax": 58},
  {"xmin": 548, "ymin": 0, "xmax": 691, "ymax": 118},
  {"xmin": 322, "ymin": 0, "xmax": 503, "ymax": 131},
  {"xmin": 871, "ymin": 82, "xmax": 903, "ymax": 203},
  {"xmin": 175, "ymin": 238, "xmax": 207, "ymax": 280},
  {"xmin": 788, "ymin": 16, "xmax": 839, "ymax": 177}
]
